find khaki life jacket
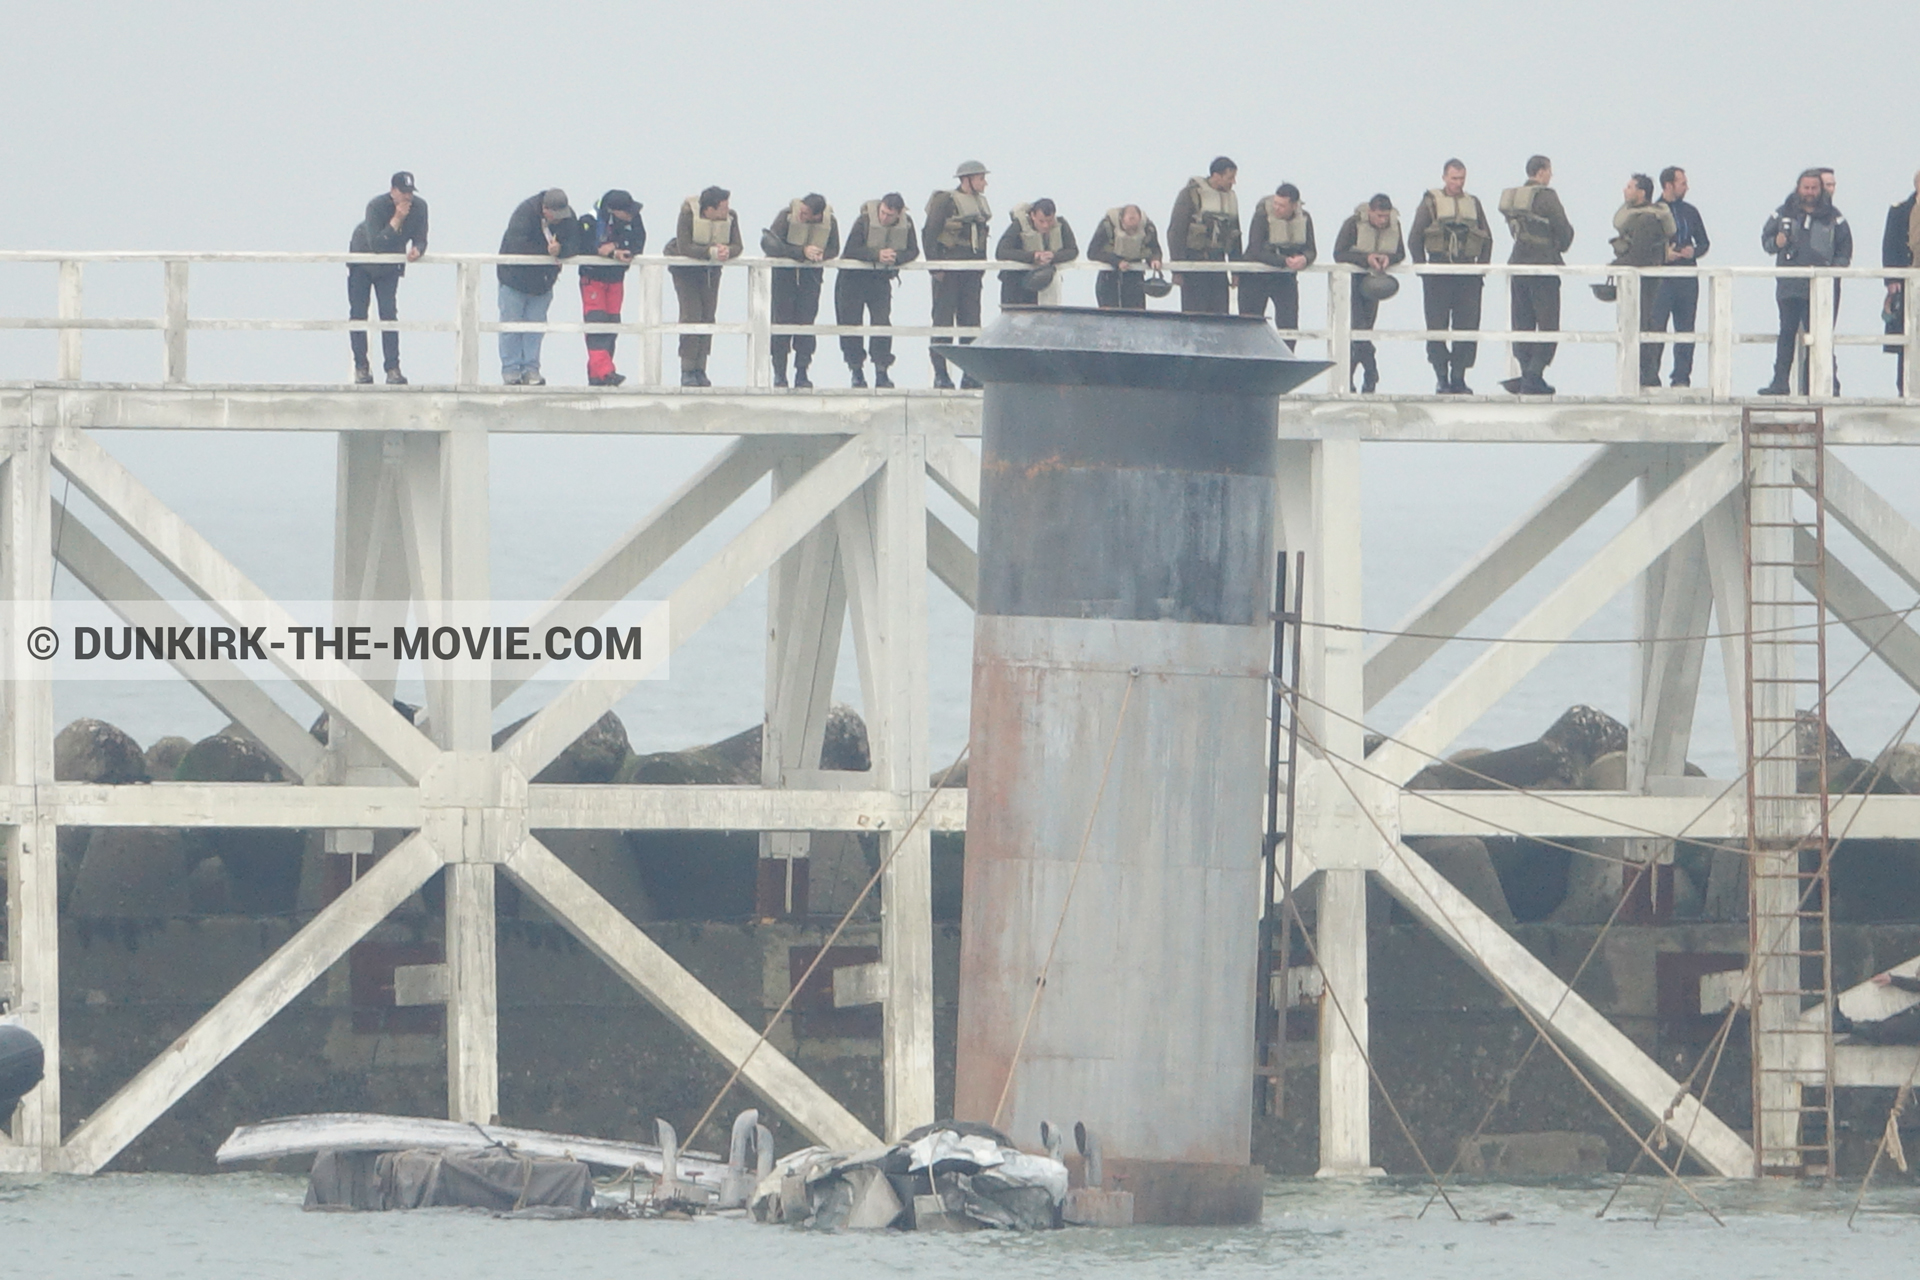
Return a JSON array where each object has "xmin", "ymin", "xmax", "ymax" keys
[
  {"xmin": 1185, "ymin": 178, "xmax": 1240, "ymax": 252},
  {"xmin": 1499, "ymin": 184, "xmax": 1558, "ymax": 250},
  {"xmin": 1421, "ymin": 189, "xmax": 1490, "ymax": 260},
  {"xmin": 783, "ymin": 199, "xmax": 835, "ymax": 251},
  {"xmin": 1261, "ymin": 197, "xmax": 1310, "ymax": 253},
  {"xmin": 933, "ymin": 188, "xmax": 992, "ymax": 253},
  {"xmin": 684, "ymin": 197, "xmax": 733, "ymax": 248},
  {"xmin": 1610, "ymin": 201, "xmax": 1676, "ymax": 258},
  {"xmin": 1349, "ymin": 204, "xmax": 1403, "ymax": 256},
  {"xmin": 861, "ymin": 200, "xmax": 913, "ymax": 256},
  {"xmin": 1011, "ymin": 203, "xmax": 1064, "ymax": 255},
  {"xmin": 1102, "ymin": 208, "xmax": 1151, "ymax": 261}
]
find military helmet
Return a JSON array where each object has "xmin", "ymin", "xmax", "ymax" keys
[
  {"xmin": 1358, "ymin": 272, "xmax": 1400, "ymax": 301},
  {"xmin": 1025, "ymin": 264, "xmax": 1057, "ymax": 293},
  {"xmin": 954, "ymin": 160, "xmax": 989, "ymax": 179},
  {"xmin": 1142, "ymin": 270, "xmax": 1173, "ymax": 298},
  {"xmin": 1590, "ymin": 281, "xmax": 1619, "ymax": 303}
]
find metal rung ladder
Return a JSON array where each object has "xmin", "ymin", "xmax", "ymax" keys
[{"xmin": 1741, "ymin": 406, "xmax": 1836, "ymax": 1177}]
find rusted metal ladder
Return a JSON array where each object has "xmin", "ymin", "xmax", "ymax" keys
[
  {"xmin": 1741, "ymin": 405, "xmax": 1837, "ymax": 1177},
  {"xmin": 1259, "ymin": 551, "xmax": 1306, "ymax": 1116}
]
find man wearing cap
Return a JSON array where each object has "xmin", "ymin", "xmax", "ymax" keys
[
  {"xmin": 1333, "ymin": 194, "xmax": 1405, "ymax": 393},
  {"xmin": 760, "ymin": 193, "xmax": 841, "ymax": 389},
  {"xmin": 579, "ymin": 190, "xmax": 645, "ymax": 387},
  {"xmin": 1239, "ymin": 183, "xmax": 1316, "ymax": 348},
  {"xmin": 347, "ymin": 171, "xmax": 428, "ymax": 385},
  {"xmin": 497, "ymin": 188, "xmax": 584, "ymax": 386},
  {"xmin": 1087, "ymin": 205, "xmax": 1163, "ymax": 310},
  {"xmin": 925, "ymin": 160, "xmax": 992, "ymax": 389},
  {"xmin": 995, "ymin": 199, "xmax": 1078, "ymax": 306},
  {"xmin": 836, "ymin": 193, "xmax": 918, "ymax": 388},
  {"xmin": 665, "ymin": 185, "xmax": 744, "ymax": 388},
  {"xmin": 1169, "ymin": 157, "xmax": 1241, "ymax": 315}
]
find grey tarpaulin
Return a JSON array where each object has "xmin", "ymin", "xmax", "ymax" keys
[{"xmin": 305, "ymin": 1147, "xmax": 594, "ymax": 1214}]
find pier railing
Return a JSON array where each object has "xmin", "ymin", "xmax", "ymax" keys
[{"xmin": 0, "ymin": 252, "xmax": 1914, "ymax": 397}]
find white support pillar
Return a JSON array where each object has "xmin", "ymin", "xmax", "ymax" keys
[
  {"xmin": 2, "ymin": 426, "xmax": 58, "ymax": 1166},
  {"xmin": 759, "ymin": 445, "xmax": 847, "ymax": 917},
  {"xmin": 841, "ymin": 434, "xmax": 934, "ymax": 1139},
  {"xmin": 162, "ymin": 260, "xmax": 189, "ymax": 385},
  {"xmin": 437, "ymin": 425, "xmax": 498, "ymax": 1125},
  {"xmin": 1298, "ymin": 433, "xmax": 1376, "ymax": 1176},
  {"xmin": 1708, "ymin": 271, "xmax": 1735, "ymax": 400},
  {"xmin": 1327, "ymin": 269, "xmax": 1352, "ymax": 393},
  {"xmin": 456, "ymin": 263, "xmax": 482, "ymax": 388},
  {"xmin": 746, "ymin": 264, "xmax": 774, "ymax": 390},
  {"xmin": 640, "ymin": 263, "xmax": 664, "ymax": 389}
]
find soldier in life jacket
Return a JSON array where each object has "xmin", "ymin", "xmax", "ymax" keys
[
  {"xmin": 1087, "ymin": 205, "xmax": 1163, "ymax": 310},
  {"xmin": 995, "ymin": 199, "xmax": 1079, "ymax": 305},
  {"xmin": 1168, "ymin": 156, "xmax": 1241, "ymax": 315},
  {"xmin": 926, "ymin": 160, "xmax": 992, "ymax": 390},
  {"xmin": 579, "ymin": 189, "xmax": 645, "ymax": 387},
  {"xmin": 664, "ymin": 185, "xmax": 744, "ymax": 388},
  {"xmin": 1407, "ymin": 158, "xmax": 1493, "ymax": 394},
  {"xmin": 1333, "ymin": 194, "xmax": 1406, "ymax": 393},
  {"xmin": 1239, "ymin": 183, "xmax": 1316, "ymax": 349},
  {"xmin": 1607, "ymin": 174, "xmax": 1675, "ymax": 389},
  {"xmin": 836, "ymin": 193, "xmax": 918, "ymax": 388},
  {"xmin": 1498, "ymin": 154, "xmax": 1576, "ymax": 396},
  {"xmin": 760, "ymin": 193, "xmax": 841, "ymax": 389}
]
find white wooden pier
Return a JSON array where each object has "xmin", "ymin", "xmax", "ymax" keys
[{"xmin": 4, "ymin": 249, "xmax": 1920, "ymax": 1179}]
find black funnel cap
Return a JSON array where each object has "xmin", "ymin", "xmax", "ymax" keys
[{"xmin": 942, "ymin": 306, "xmax": 1330, "ymax": 394}]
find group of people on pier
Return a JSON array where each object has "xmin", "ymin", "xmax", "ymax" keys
[{"xmin": 343, "ymin": 160, "xmax": 1920, "ymax": 395}]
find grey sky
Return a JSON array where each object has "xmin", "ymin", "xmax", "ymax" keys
[{"xmin": 4, "ymin": 0, "xmax": 1914, "ymax": 262}]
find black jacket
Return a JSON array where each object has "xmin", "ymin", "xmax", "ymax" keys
[
  {"xmin": 348, "ymin": 193, "xmax": 429, "ymax": 280},
  {"xmin": 497, "ymin": 194, "xmax": 583, "ymax": 294},
  {"xmin": 1662, "ymin": 196, "xmax": 1710, "ymax": 267},
  {"xmin": 1762, "ymin": 196, "xmax": 1851, "ymax": 300},
  {"xmin": 1884, "ymin": 194, "xmax": 1917, "ymax": 282},
  {"xmin": 579, "ymin": 205, "xmax": 647, "ymax": 283}
]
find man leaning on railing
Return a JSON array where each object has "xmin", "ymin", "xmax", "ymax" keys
[
  {"xmin": 497, "ymin": 188, "xmax": 584, "ymax": 387},
  {"xmin": 347, "ymin": 171, "xmax": 427, "ymax": 386}
]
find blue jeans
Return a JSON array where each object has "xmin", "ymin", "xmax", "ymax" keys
[{"xmin": 498, "ymin": 284, "xmax": 552, "ymax": 380}]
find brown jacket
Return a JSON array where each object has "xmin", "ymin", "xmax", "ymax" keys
[
  {"xmin": 1333, "ymin": 213, "xmax": 1407, "ymax": 269},
  {"xmin": 1504, "ymin": 184, "xmax": 1576, "ymax": 265},
  {"xmin": 1408, "ymin": 190, "xmax": 1493, "ymax": 265},
  {"xmin": 664, "ymin": 204, "xmax": 743, "ymax": 264},
  {"xmin": 1168, "ymin": 180, "xmax": 1242, "ymax": 261},
  {"xmin": 925, "ymin": 188, "xmax": 990, "ymax": 261},
  {"xmin": 1087, "ymin": 214, "xmax": 1163, "ymax": 267},
  {"xmin": 760, "ymin": 207, "xmax": 842, "ymax": 262},
  {"xmin": 1242, "ymin": 199, "xmax": 1317, "ymax": 269}
]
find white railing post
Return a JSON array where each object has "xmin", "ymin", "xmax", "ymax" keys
[
  {"xmin": 746, "ymin": 263, "xmax": 773, "ymax": 389},
  {"xmin": 162, "ymin": 260, "xmax": 189, "ymax": 385},
  {"xmin": 1708, "ymin": 270, "xmax": 1734, "ymax": 400},
  {"xmin": 1327, "ymin": 268, "xmax": 1352, "ymax": 393},
  {"xmin": 456, "ymin": 262, "xmax": 481, "ymax": 387},
  {"xmin": 1809, "ymin": 273, "xmax": 1835, "ymax": 397},
  {"xmin": 1896, "ymin": 272, "xmax": 1912, "ymax": 402},
  {"xmin": 640, "ymin": 262, "xmax": 664, "ymax": 388},
  {"xmin": 55, "ymin": 261, "xmax": 83, "ymax": 382},
  {"xmin": 1616, "ymin": 270, "xmax": 1642, "ymax": 395}
]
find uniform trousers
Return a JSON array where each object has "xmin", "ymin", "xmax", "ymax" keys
[
  {"xmin": 1421, "ymin": 274, "xmax": 1483, "ymax": 368},
  {"xmin": 835, "ymin": 273, "xmax": 894, "ymax": 368},
  {"xmin": 671, "ymin": 265, "xmax": 722, "ymax": 373},
  {"xmin": 1239, "ymin": 272, "xmax": 1300, "ymax": 349},
  {"xmin": 930, "ymin": 269, "xmax": 982, "ymax": 377},
  {"xmin": 1510, "ymin": 274, "xmax": 1562, "ymax": 374},
  {"xmin": 771, "ymin": 267, "xmax": 824, "ymax": 374}
]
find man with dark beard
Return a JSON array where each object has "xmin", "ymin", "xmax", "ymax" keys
[{"xmin": 1760, "ymin": 169, "xmax": 1853, "ymax": 395}]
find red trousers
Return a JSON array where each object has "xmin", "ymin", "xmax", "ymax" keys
[{"xmin": 581, "ymin": 278, "xmax": 625, "ymax": 379}]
